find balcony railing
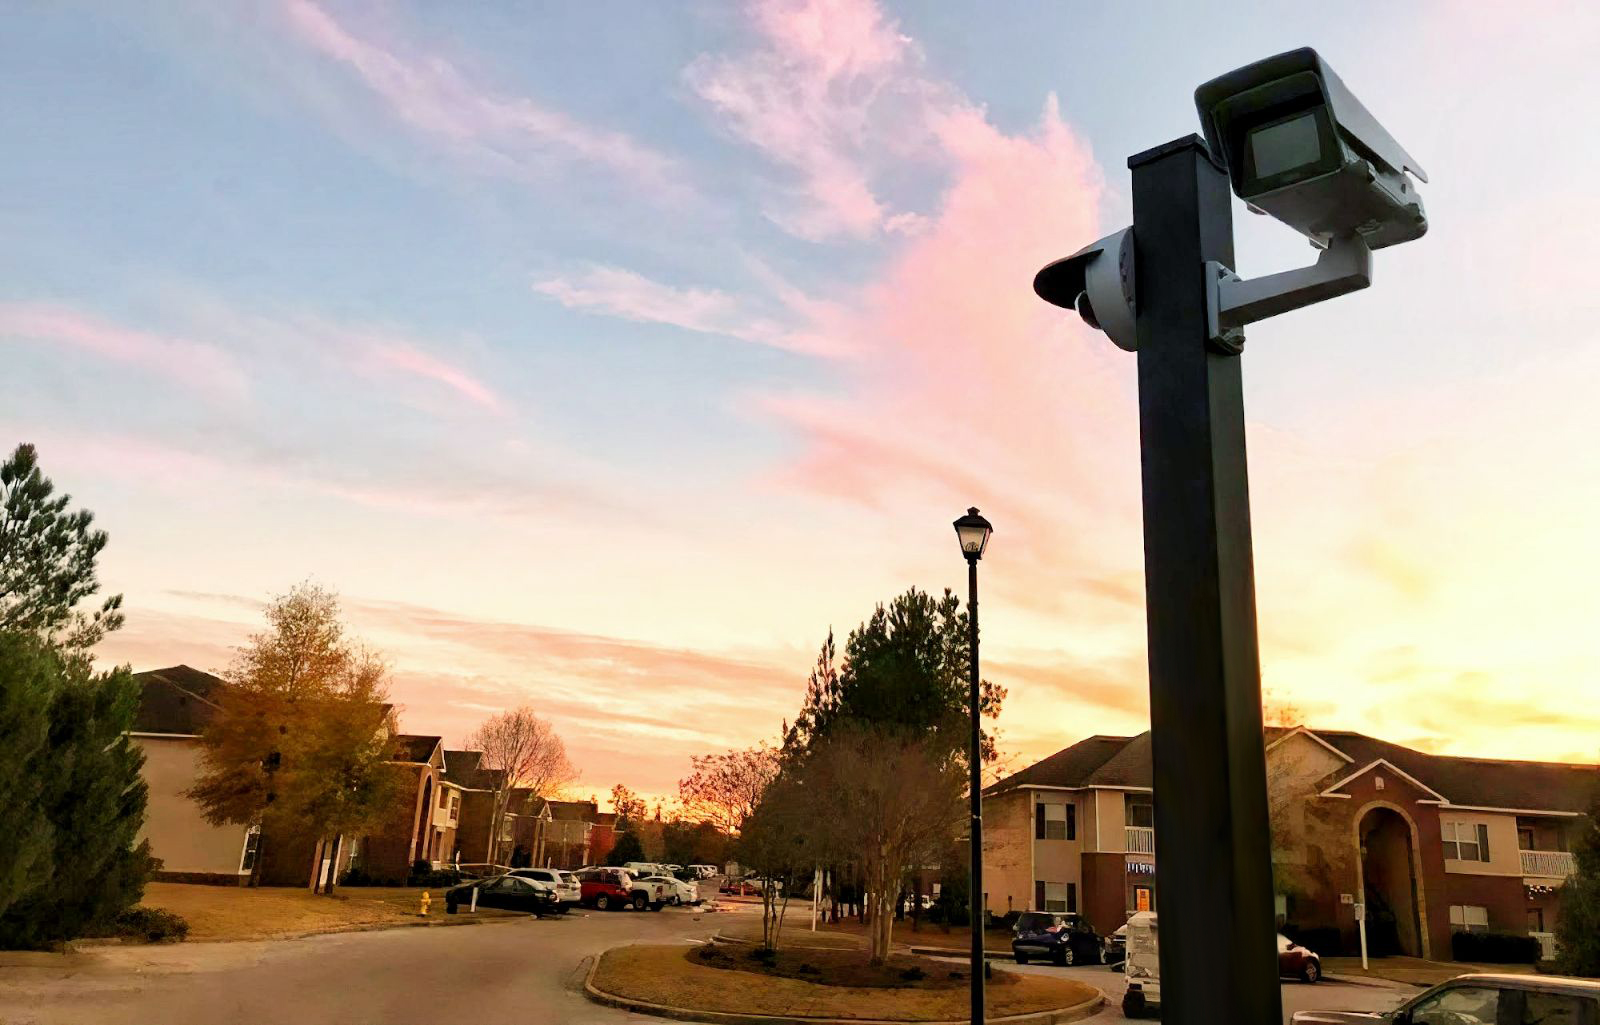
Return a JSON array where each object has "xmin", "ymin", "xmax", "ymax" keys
[
  {"xmin": 1521, "ymin": 849, "xmax": 1576, "ymax": 878},
  {"xmin": 1126, "ymin": 826, "xmax": 1155, "ymax": 854}
]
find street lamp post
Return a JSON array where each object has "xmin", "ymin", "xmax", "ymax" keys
[{"xmin": 953, "ymin": 506, "xmax": 993, "ymax": 1025}]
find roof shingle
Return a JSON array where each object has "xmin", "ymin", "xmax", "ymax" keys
[{"xmin": 131, "ymin": 665, "xmax": 226, "ymax": 735}]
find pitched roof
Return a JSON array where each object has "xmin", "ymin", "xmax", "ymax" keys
[
  {"xmin": 993, "ymin": 728, "xmax": 1596, "ymax": 814},
  {"xmin": 440, "ymin": 749, "xmax": 502, "ymax": 790},
  {"xmin": 984, "ymin": 735, "xmax": 1137, "ymax": 796},
  {"xmin": 392, "ymin": 734, "xmax": 441, "ymax": 764},
  {"xmin": 131, "ymin": 665, "xmax": 227, "ymax": 735},
  {"xmin": 547, "ymin": 799, "xmax": 600, "ymax": 821}
]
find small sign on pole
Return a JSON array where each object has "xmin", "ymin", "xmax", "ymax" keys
[{"xmin": 1354, "ymin": 900, "xmax": 1368, "ymax": 970}]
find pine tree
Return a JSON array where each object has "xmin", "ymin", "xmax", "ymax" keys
[
  {"xmin": 610, "ymin": 830, "xmax": 646, "ymax": 866},
  {"xmin": 0, "ymin": 631, "xmax": 57, "ymax": 919},
  {"xmin": 1555, "ymin": 772, "xmax": 1600, "ymax": 976},
  {"xmin": 0, "ymin": 658, "xmax": 152, "ymax": 948}
]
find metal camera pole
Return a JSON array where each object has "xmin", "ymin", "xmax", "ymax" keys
[{"xmin": 1129, "ymin": 136, "xmax": 1281, "ymax": 1025}]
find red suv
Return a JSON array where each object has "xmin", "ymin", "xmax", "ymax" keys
[{"xmin": 576, "ymin": 868, "xmax": 636, "ymax": 911}]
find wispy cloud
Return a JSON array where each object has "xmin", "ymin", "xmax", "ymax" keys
[
  {"xmin": 533, "ymin": 264, "xmax": 849, "ymax": 358},
  {"xmin": 342, "ymin": 329, "xmax": 506, "ymax": 414},
  {"xmin": 280, "ymin": 0, "xmax": 686, "ymax": 198},
  {"xmin": 0, "ymin": 301, "xmax": 250, "ymax": 401},
  {"xmin": 685, "ymin": 0, "xmax": 968, "ymax": 240}
]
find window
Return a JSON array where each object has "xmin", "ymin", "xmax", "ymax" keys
[
  {"xmin": 1449, "ymin": 905, "xmax": 1489, "ymax": 934},
  {"xmin": 1520, "ymin": 992, "xmax": 1585, "ymax": 1024},
  {"xmin": 449, "ymin": 793, "xmax": 460, "ymax": 822},
  {"xmin": 1127, "ymin": 801, "xmax": 1155, "ymax": 829},
  {"xmin": 1133, "ymin": 885, "xmax": 1153, "ymax": 913},
  {"xmin": 1517, "ymin": 827, "xmax": 1535, "ymax": 851},
  {"xmin": 1409, "ymin": 985, "xmax": 1500, "ymax": 1025},
  {"xmin": 1034, "ymin": 881, "xmax": 1076, "ymax": 913},
  {"xmin": 1036, "ymin": 802, "xmax": 1075, "ymax": 840},
  {"xmin": 1442, "ymin": 821, "xmax": 1490, "ymax": 863},
  {"xmin": 239, "ymin": 825, "xmax": 261, "ymax": 873}
]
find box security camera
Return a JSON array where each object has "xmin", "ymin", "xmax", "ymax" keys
[
  {"xmin": 1032, "ymin": 227, "xmax": 1137, "ymax": 351},
  {"xmin": 1195, "ymin": 47, "xmax": 1427, "ymax": 250}
]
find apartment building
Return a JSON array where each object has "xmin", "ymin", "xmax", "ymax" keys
[{"xmin": 983, "ymin": 728, "xmax": 1593, "ymax": 961}]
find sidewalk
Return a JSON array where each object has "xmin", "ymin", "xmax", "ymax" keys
[{"xmin": 1321, "ymin": 955, "xmax": 1538, "ymax": 988}]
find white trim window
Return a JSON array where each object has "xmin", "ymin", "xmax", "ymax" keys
[
  {"xmin": 1449, "ymin": 904, "xmax": 1489, "ymax": 934},
  {"xmin": 1035, "ymin": 801, "xmax": 1075, "ymax": 841},
  {"xmin": 239, "ymin": 824, "xmax": 262, "ymax": 873},
  {"xmin": 1441, "ymin": 821, "xmax": 1490, "ymax": 863},
  {"xmin": 1034, "ymin": 880, "xmax": 1076, "ymax": 913}
]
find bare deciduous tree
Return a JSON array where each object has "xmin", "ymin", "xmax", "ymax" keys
[
  {"xmin": 799, "ymin": 723, "xmax": 964, "ymax": 965},
  {"xmin": 465, "ymin": 706, "xmax": 576, "ymax": 865},
  {"xmin": 677, "ymin": 743, "xmax": 780, "ymax": 834}
]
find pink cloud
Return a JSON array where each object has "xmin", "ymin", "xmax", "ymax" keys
[
  {"xmin": 357, "ymin": 337, "xmax": 505, "ymax": 414},
  {"xmin": 686, "ymin": 0, "xmax": 963, "ymax": 240},
  {"xmin": 533, "ymin": 265, "xmax": 849, "ymax": 358},
  {"xmin": 0, "ymin": 302, "xmax": 249, "ymax": 401},
  {"xmin": 281, "ymin": 0, "xmax": 684, "ymax": 197}
]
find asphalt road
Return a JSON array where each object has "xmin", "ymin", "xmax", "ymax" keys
[
  {"xmin": 0, "ymin": 903, "xmax": 721, "ymax": 1025},
  {"xmin": 0, "ymin": 902, "xmax": 1411, "ymax": 1025}
]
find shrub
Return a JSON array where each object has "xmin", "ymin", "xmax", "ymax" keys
[
  {"xmin": 798, "ymin": 962, "xmax": 820, "ymax": 975},
  {"xmin": 406, "ymin": 868, "xmax": 462, "ymax": 888},
  {"xmin": 899, "ymin": 966, "xmax": 926, "ymax": 982},
  {"xmin": 93, "ymin": 907, "xmax": 188, "ymax": 944},
  {"xmin": 698, "ymin": 945, "xmax": 728, "ymax": 962},
  {"xmin": 747, "ymin": 946, "xmax": 777, "ymax": 965},
  {"xmin": 1451, "ymin": 930, "xmax": 1542, "ymax": 965},
  {"xmin": 1282, "ymin": 924, "xmax": 1344, "ymax": 956}
]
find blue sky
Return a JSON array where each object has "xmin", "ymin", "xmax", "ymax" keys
[{"xmin": 6, "ymin": 1, "xmax": 1598, "ymax": 798}]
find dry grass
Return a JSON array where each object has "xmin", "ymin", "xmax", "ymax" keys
[
  {"xmin": 137, "ymin": 883, "xmax": 516, "ymax": 942},
  {"xmin": 593, "ymin": 944, "xmax": 1099, "ymax": 1021},
  {"xmin": 1321, "ymin": 955, "xmax": 1538, "ymax": 986},
  {"xmin": 724, "ymin": 915, "xmax": 1014, "ymax": 953}
]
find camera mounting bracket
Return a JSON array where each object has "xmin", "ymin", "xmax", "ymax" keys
[{"xmin": 1205, "ymin": 233, "xmax": 1371, "ymax": 353}]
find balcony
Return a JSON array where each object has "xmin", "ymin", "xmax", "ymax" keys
[
  {"xmin": 1521, "ymin": 849, "xmax": 1576, "ymax": 878},
  {"xmin": 1126, "ymin": 826, "xmax": 1155, "ymax": 854}
]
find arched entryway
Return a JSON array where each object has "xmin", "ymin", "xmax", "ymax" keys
[
  {"xmin": 1356, "ymin": 805, "xmax": 1424, "ymax": 958},
  {"xmin": 414, "ymin": 776, "xmax": 434, "ymax": 864}
]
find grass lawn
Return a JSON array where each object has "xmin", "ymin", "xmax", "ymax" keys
[
  {"xmin": 1321, "ymin": 955, "xmax": 1539, "ymax": 987},
  {"xmin": 592, "ymin": 944, "xmax": 1100, "ymax": 1021},
  {"xmin": 137, "ymin": 883, "xmax": 518, "ymax": 942}
]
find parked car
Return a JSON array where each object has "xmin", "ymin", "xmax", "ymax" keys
[
  {"xmin": 1011, "ymin": 911, "xmax": 1104, "ymax": 967},
  {"xmin": 1277, "ymin": 933, "xmax": 1321, "ymax": 983},
  {"xmin": 575, "ymin": 867, "xmax": 635, "ymax": 911},
  {"xmin": 622, "ymin": 861, "xmax": 667, "ymax": 879},
  {"xmin": 510, "ymin": 868, "xmax": 581, "ymax": 911},
  {"xmin": 639, "ymin": 874, "xmax": 699, "ymax": 906},
  {"xmin": 689, "ymin": 864, "xmax": 719, "ymax": 879},
  {"xmin": 1121, "ymin": 911, "xmax": 1159, "ymax": 1018},
  {"xmin": 444, "ymin": 874, "xmax": 558, "ymax": 917},
  {"xmin": 630, "ymin": 875, "xmax": 671, "ymax": 910},
  {"xmin": 1104, "ymin": 923, "xmax": 1127, "ymax": 968},
  {"xmin": 720, "ymin": 878, "xmax": 763, "ymax": 896},
  {"xmin": 1292, "ymin": 972, "xmax": 1600, "ymax": 1024}
]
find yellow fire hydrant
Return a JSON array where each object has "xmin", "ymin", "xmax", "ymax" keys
[{"xmin": 419, "ymin": 890, "xmax": 432, "ymax": 917}]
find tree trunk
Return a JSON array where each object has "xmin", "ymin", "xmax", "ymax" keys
[
  {"xmin": 322, "ymin": 834, "xmax": 342, "ymax": 894},
  {"xmin": 248, "ymin": 830, "xmax": 264, "ymax": 888}
]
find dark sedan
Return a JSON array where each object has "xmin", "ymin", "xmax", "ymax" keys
[
  {"xmin": 445, "ymin": 874, "xmax": 559, "ymax": 917},
  {"xmin": 1011, "ymin": 911, "xmax": 1104, "ymax": 966}
]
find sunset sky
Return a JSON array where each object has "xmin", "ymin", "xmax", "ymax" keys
[{"xmin": 7, "ymin": 1, "xmax": 1598, "ymax": 804}]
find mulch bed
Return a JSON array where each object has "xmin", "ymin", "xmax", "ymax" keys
[{"xmin": 689, "ymin": 942, "xmax": 1018, "ymax": 990}]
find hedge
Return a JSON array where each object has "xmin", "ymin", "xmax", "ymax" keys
[{"xmin": 1451, "ymin": 930, "xmax": 1542, "ymax": 964}]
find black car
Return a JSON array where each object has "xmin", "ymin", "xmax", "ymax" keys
[
  {"xmin": 445, "ymin": 873, "xmax": 559, "ymax": 917},
  {"xmin": 1011, "ymin": 911, "xmax": 1104, "ymax": 967}
]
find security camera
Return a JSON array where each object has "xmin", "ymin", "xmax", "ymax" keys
[
  {"xmin": 1032, "ymin": 227, "xmax": 1137, "ymax": 351},
  {"xmin": 1194, "ymin": 47, "xmax": 1427, "ymax": 250}
]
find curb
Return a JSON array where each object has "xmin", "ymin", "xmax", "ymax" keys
[
  {"xmin": 909, "ymin": 946, "xmax": 1017, "ymax": 962},
  {"xmin": 1324, "ymin": 973, "xmax": 1426, "ymax": 990},
  {"xmin": 582, "ymin": 947, "xmax": 1107, "ymax": 1025}
]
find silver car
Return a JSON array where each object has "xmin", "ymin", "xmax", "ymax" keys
[
  {"xmin": 1293, "ymin": 973, "xmax": 1599, "ymax": 1024},
  {"xmin": 509, "ymin": 868, "xmax": 581, "ymax": 911}
]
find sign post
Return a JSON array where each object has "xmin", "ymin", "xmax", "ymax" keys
[{"xmin": 1355, "ymin": 900, "xmax": 1369, "ymax": 970}]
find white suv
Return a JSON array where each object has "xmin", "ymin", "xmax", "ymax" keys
[{"xmin": 510, "ymin": 868, "xmax": 580, "ymax": 911}]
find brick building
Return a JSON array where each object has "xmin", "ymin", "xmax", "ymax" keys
[{"xmin": 984, "ymin": 727, "xmax": 1593, "ymax": 961}]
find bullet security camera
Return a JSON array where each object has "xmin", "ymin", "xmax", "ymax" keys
[
  {"xmin": 1194, "ymin": 47, "xmax": 1427, "ymax": 250},
  {"xmin": 1032, "ymin": 226, "xmax": 1137, "ymax": 351}
]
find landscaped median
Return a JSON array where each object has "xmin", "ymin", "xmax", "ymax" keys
[
  {"xmin": 131, "ymin": 882, "xmax": 521, "ymax": 943},
  {"xmin": 585, "ymin": 941, "xmax": 1103, "ymax": 1024}
]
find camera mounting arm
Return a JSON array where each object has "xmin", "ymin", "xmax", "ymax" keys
[{"xmin": 1205, "ymin": 233, "xmax": 1371, "ymax": 352}]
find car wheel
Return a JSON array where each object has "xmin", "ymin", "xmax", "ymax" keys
[
  {"xmin": 1014, "ymin": 952, "xmax": 1028, "ymax": 965},
  {"xmin": 650, "ymin": 902, "xmax": 663, "ymax": 912},
  {"xmin": 632, "ymin": 894, "xmax": 647, "ymax": 912},
  {"xmin": 1301, "ymin": 958, "xmax": 1320, "ymax": 984},
  {"xmin": 1122, "ymin": 991, "xmax": 1146, "ymax": 1018},
  {"xmin": 595, "ymin": 895, "xmax": 611, "ymax": 911},
  {"xmin": 446, "ymin": 901, "xmax": 458, "ymax": 915}
]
